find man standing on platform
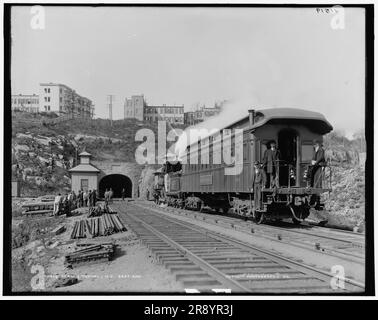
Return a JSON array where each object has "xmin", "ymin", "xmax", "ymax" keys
[
  {"xmin": 252, "ymin": 161, "xmax": 266, "ymax": 211},
  {"xmin": 263, "ymin": 140, "xmax": 280, "ymax": 188},
  {"xmin": 310, "ymin": 140, "xmax": 326, "ymax": 188}
]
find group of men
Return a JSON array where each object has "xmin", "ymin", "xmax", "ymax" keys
[
  {"xmin": 77, "ymin": 189, "xmax": 98, "ymax": 208},
  {"xmin": 53, "ymin": 189, "xmax": 98, "ymax": 215},
  {"xmin": 253, "ymin": 139, "xmax": 326, "ymax": 211},
  {"xmin": 104, "ymin": 188, "xmax": 114, "ymax": 205}
]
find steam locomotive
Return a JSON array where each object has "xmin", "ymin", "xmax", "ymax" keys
[{"xmin": 153, "ymin": 108, "xmax": 333, "ymax": 224}]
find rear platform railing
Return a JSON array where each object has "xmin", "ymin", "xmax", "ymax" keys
[{"xmin": 262, "ymin": 161, "xmax": 332, "ymax": 190}]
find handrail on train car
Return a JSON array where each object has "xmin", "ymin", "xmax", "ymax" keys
[{"xmin": 262, "ymin": 160, "xmax": 332, "ymax": 190}]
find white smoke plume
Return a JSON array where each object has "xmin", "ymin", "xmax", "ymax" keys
[{"xmin": 174, "ymin": 96, "xmax": 262, "ymax": 158}]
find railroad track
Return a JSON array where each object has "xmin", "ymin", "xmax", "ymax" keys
[
  {"xmin": 140, "ymin": 201, "xmax": 365, "ymax": 265},
  {"xmin": 113, "ymin": 202, "xmax": 364, "ymax": 294}
]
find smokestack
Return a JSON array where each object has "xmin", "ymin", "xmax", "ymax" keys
[{"xmin": 248, "ymin": 109, "xmax": 255, "ymax": 127}]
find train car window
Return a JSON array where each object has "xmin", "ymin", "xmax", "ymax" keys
[
  {"xmin": 261, "ymin": 143, "xmax": 267, "ymax": 160},
  {"xmin": 231, "ymin": 134, "xmax": 235, "ymax": 157},
  {"xmin": 243, "ymin": 142, "xmax": 248, "ymax": 161},
  {"xmin": 301, "ymin": 144, "xmax": 314, "ymax": 162},
  {"xmin": 208, "ymin": 144, "xmax": 213, "ymax": 168}
]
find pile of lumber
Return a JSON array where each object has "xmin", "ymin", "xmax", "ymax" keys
[
  {"xmin": 87, "ymin": 203, "xmax": 116, "ymax": 218},
  {"xmin": 22, "ymin": 201, "xmax": 54, "ymax": 216},
  {"xmin": 52, "ymin": 224, "xmax": 66, "ymax": 235},
  {"xmin": 70, "ymin": 214, "xmax": 127, "ymax": 239},
  {"xmin": 65, "ymin": 242, "xmax": 115, "ymax": 266}
]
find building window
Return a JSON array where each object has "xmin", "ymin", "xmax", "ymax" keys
[{"xmin": 80, "ymin": 179, "xmax": 89, "ymax": 192}]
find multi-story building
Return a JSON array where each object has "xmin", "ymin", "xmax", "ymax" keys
[
  {"xmin": 184, "ymin": 111, "xmax": 195, "ymax": 126},
  {"xmin": 184, "ymin": 103, "xmax": 223, "ymax": 126},
  {"xmin": 12, "ymin": 94, "xmax": 39, "ymax": 113},
  {"xmin": 124, "ymin": 95, "xmax": 184, "ymax": 124},
  {"xmin": 124, "ymin": 95, "xmax": 146, "ymax": 121},
  {"xmin": 144, "ymin": 105, "xmax": 184, "ymax": 124},
  {"xmin": 39, "ymin": 83, "xmax": 94, "ymax": 119}
]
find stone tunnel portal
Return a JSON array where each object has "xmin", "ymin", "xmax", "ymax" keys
[{"xmin": 99, "ymin": 174, "xmax": 132, "ymax": 198}]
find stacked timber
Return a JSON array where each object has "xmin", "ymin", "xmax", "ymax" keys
[
  {"xmin": 65, "ymin": 243, "xmax": 115, "ymax": 265},
  {"xmin": 88, "ymin": 203, "xmax": 117, "ymax": 218},
  {"xmin": 22, "ymin": 201, "xmax": 54, "ymax": 216},
  {"xmin": 70, "ymin": 214, "xmax": 127, "ymax": 239}
]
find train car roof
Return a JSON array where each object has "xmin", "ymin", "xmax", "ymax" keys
[
  {"xmin": 227, "ymin": 107, "xmax": 333, "ymax": 134},
  {"xmin": 183, "ymin": 107, "xmax": 333, "ymax": 151}
]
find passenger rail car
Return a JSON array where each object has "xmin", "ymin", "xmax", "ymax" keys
[{"xmin": 158, "ymin": 108, "xmax": 333, "ymax": 224}]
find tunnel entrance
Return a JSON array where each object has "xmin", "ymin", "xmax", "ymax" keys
[{"xmin": 99, "ymin": 174, "xmax": 132, "ymax": 198}]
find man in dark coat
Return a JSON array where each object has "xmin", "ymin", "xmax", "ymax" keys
[
  {"xmin": 88, "ymin": 190, "xmax": 94, "ymax": 208},
  {"xmin": 310, "ymin": 140, "xmax": 326, "ymax": 188},
  {"xmin": 263, "ymin": 141, "xmax": 280, "ymax": 188},
  {"xmin": 78, "ymin": 189, "xmax": 83, "ymax": 208},
  {"xmin": 253, "ymin": 161, "xmax": 267, "ymax": 211},
  {"xmin": 92, "ymin": 189, "xmax": 97, "ymax": 206}
]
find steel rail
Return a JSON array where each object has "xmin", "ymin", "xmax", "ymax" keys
[
  {"xmin": 145, "ymin": 202, "xmax": 365, "ymax": 264},
  {"xmin": 127, "ymin": 203, "xmax": 364, "ymax": 292},
  {"xmin": 165, "ymin": 203, "xmax": 364, "ymax": 246},
  {"xmin": 125, "ymin": 211, "xmax": 252, "ymax": 292}
]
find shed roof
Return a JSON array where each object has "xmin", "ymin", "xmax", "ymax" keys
[
  {"xmin": 69, "ymin": 163, "xmax": 100, "ymax": 173},
  {"xmin": 154, "ymin": 167, "xmax": 164, "ymax": 174},
  {"xmin": 79, "ymin": 151, "xmax": 92, "ymax": 157}
]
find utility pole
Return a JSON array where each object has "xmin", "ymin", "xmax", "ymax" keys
[{"xmin": 107, "ymin": 95, "xmax": 115, "ymax": 126}]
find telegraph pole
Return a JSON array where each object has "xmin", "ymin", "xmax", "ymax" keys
[{"xmin": 107, "ymin": 95, "xmax": 115, "ymax": 126}]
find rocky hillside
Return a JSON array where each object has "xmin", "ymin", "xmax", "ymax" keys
[
  {"xmin": 12, "ymin": 132, "xmax": 74, "ymax": 196},
  {"xmin": 323, "ymin": 131, "xmax": 364, "ymax": 165},
  {"xmin": 322, "ymin": 131, "xmax": 366, "ymax": 229},
  {"xmin": 12, "ymin": 111, "xmax": 181, "ymax": 196}
]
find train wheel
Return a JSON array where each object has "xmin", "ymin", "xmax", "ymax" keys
[
  {"xmin": 257, "ymin": 213, "xmax": 265, "ymax": 224},
  {"xmin": 253, "ymin": 211, "xmax": 265, "ymax": 224},
  {"xmin": 292, "ymin": 217, "xmax": 302, "ymax": 225},
  {"xmin": 288, "ymin": 205, "xmax": 308, "ymax": 225},
  {"xmin": 224, "ymin": 205, "xmax": 231, "ymax": 214}
]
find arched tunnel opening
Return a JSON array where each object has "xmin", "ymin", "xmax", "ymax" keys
[{"xmin": 99, "ymin": 174, "xmax": 132, "ymax": 198}]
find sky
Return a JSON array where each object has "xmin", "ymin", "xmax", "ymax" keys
[{"xmin": 11, "ymin": 6, "xmax": 365, "ymax": 137}]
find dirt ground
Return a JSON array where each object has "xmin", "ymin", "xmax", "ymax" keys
[
  {"xmin": 48, "ymin": 234, "xmax": 183, "ymax": 293},
  {"xmin": 11, "ymin": 204, "xmax": 183, "ymax": 293},
  {"xmin": 141, "ymin": 202, "xmax": 365, "ymax": 285}
]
